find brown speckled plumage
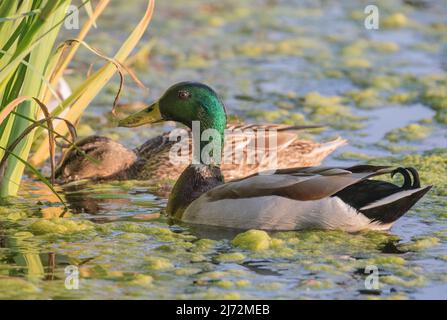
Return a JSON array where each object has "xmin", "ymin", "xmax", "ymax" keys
[{"xmin": 55, "ymin": 124, "xmax": 346, "ymax": 185}]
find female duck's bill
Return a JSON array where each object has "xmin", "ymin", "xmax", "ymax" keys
[{"xmin": 118, "ymin": 82, "xmax": 432, "ymax": 232}]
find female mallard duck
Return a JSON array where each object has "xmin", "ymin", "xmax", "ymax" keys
[
  {"xmin": 118, "ymin": 82, "xmax": 431, "ymax": 232},
  {"xmin": 56, "ymin": 120, "xmax": 346, "ymax": 184}
]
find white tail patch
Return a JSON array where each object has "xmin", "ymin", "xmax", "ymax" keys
[{"xmin": 360, "ymin": 187, "xmax": 427, "ymax": 211}]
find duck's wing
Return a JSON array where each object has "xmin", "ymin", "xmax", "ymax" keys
[
  {"xmin": 226, "ymin": 123, "xmax": 323, "ymax": 151},
  {"xmin": 207, "ymin": 165, "xmax": 395, "ymax": 202},
  {"xmin": 226, "ymin": 123, "xmax": 323, "ymax": 132}
]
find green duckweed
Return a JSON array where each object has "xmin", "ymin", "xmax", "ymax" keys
[
  {"xmin": 345, "ymin": 88, "xmax": 381, "ymax": 108},
  {"xmin": 28, "ymin": 219, "xmax": 94, "ymax": 235},
  {"xmin": 127, "ymin": 274, "xmax": 153, "ymax": 286},
  {"xmin": 336, "ymin": 151, "xmax": 374, "ymax": 161},
  {"xmin": 215, "ymin": 252, "xmax": 246, "ymax": 262},
  {"xmin": 388, "ymin": 92, "xmax": 417, "ymax": 104},
  {"xmin": 381, "ymin": 275, "xmax": 426, "ymax": 287},
  {"xmin": 398, "ymin": 237, "xmax": 440, "ymax": 251},
  {"xmin": 144, "ymin": 257, "xmax": 173, "ymax": 270},
  {"xmin": 301, "ymin": 91, "xmax": 365, "ymax": 129},
  {"xmin": 385, "ymin": 124, "xmax": 432, "ymax": 142},
  {"xmin": 232, "ymin": 230, "xmax": 271, "ymax": 251},
  {"xmin": 421, "ymin": 87, "xmax": 447, "ymax": 111},
  {"xmin": 382, "ymin": 13, "xmax": 409, "ymax": 29}
]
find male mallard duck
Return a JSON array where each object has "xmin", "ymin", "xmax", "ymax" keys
[
  {"xmin": 56, "ymin": 122, "xmax": 346, "ymax": 184},
  {"xmin": 118, "ymin": 82, "xmax": 432, "ymax": 232}
]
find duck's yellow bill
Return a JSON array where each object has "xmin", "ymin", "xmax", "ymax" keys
[{"xmin": 118, "ymin": 101, "xmax": 162, "ymax": 127}]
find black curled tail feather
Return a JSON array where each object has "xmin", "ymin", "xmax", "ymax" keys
[
  {"xmin": 391, "ymin": 167, "xmax": 412, "ymax": 189},
  {"xmin": 391, "ymin": 167, "xmax": 422, "ymax": 190},
  {"xmin": 406, "ymin": 167, "xmax": 421, "ymax": 188}
]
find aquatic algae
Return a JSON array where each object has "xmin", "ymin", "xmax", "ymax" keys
[
  {"xmin": 141, "ymin": 225, "xmax": 195, "ymax": 242},
  {"xmin": 232, "ymin": 230, "xmax": 271, "ymax": 251},
  {"xmin": 0, "ymin": 278, "xmax": 39, "ymax": 298},
  {"xmin": 343, "ymin": 57, "xmax": 371, "ymax": 69},
  {"xmin": 435, "ymin": 111, "xmax": 447, "ymax": 124},
  {"xmin": 279, "ymin": 113, "xmax": 308, "ymax": 126},
  {"xmin": 398, "ymin": 237, "xmax": 440, "ymax": 251},
  {"xmin": 270, "ymin": 238, "xmax": 285, "ymax": 248},
  {"xmin": 235, "ymin": 280, "xmax": 250, "ymax": 287},
  {"xmin": 177, "ymin": 53, "xmax": 210, "ymax": 69},
  {"xmin": 216, "ymin": 252, "xmax": 246, "ymax": 263},
  {"xmin": 388, "ymin": 92, "xmax": 417, "ymax": 104},
  {"xmin": 324, "ymin": 69, "xmax": 344, "ymax": 78},
  {"xmin": 382, "ymin": 13, "xmax": 408, "ymax": 29},
  {"xmin": 116, "ymin": 232, "xmax": 147, "ymax": 241},
  {"xmin": 301, "ymin": 92, "xmax": 364, "ymax": 130},
  {"xmin": 245, "ymin": 109, "xmax": 289, "ymax": 122},
  {"xmin": 385, "ymin": 123, "xmax": 431, "ymax": 142},
  {"xmin": 304, "ymin": 263, "xmax": 341, "ymax": 274},
  {"xmin": 234, "ymin": 37, "xmax": 324, "ymax": 58},
  {"xmin": 341, "ymin": 40, "xmax": 369, "ymax": 57},
  {"xmin": 28, "ymin": 218, "xmax": 94, "ymax": 235},
  {"xmin": 5, "ymin": 211, "xmax": 28, "ymax": 221},
  {"xmin": 207, "ymin": 291, "xmax": 241, "ymax": 300},
  {"xmin": 365, "ymin": 255, "xmax": 406, "ymax": 266},
  {"xmin": 190, "ymin": 254, "xmax": 208, "ymax": 263},
  {"xmin": 275, "ymin": 100, "xmax": 295, "ymax": 110},
  {"xmin": 198, "ymin": 271, "xmax": 228, "ymax": 280},
  {"xmin": 128, "ymin": 274, "xmax": 153, "ymax": 286},
  {"xmin": 381, "ymin": 275, "xmax": 426, "ymax": 287},
  {"xmin": 367, "ymin": 75, "xmax": 402, "ymax": 91},
  {"xmin": 144, "ymin": 256, "xmax": 173, "ymax": 270},
  {"xmin": 215, "ymin": 280, "xmax": 234, "ymax": 289},
  {"xmin": 298, "ymin": 278, "xmax": 333, "ymax": 289},
  {"xmin": 421, "ymin": 87, "xmax": 447, "ymax": 111},
  {"xmin": 345, "ymin": 89, "xmax": 380, "ymax": 108},
  {"xmin": 79, "ymin": 265, "xmax": 109, "ymax": 278},
  {"xmin": 174, "ymin": 268, "xmax": 202, "ymax": 276},
  {"xmin": 371, "ymin": 41, "xmax": 399, "ymax": 53},
  {"xmin": 302, "ymin": 92, "xmax": 343, "ymax": 111},
  {"xmin": 375, "ymin": 141, "xmax": 416, "ymax": 154},
  {"xmin": 336, "ymin": 151, "xmax": 373, "ymax": 161},
  {"xmin": 258, "ymin": 282, "xmax": 283, "ymax": 290},
  {"xmin": 113, "ymin": 222, "xmax": 144, "ymax": 233},
  {"xmin": 193, "ymin": 239, "xmax": 218, "ymax": 252}
]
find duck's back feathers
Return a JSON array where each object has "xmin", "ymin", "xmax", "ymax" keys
[
  {"xmin": 55, "ymin": 124, "xmax": 345, "ymax": 184},
  {"xmin": 55, "ymin": 136, "xmax": 136, "ymax": 183},
  {"xmin": 135, "ymin": 124, "xmax": 346, "ymax": 182}
]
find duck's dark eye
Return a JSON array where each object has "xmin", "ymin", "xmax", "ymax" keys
[{"xmin": 178, "ymin": 90, "xmax": 191, "ymax": 100}]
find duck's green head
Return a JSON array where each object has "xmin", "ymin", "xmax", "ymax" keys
[
  {"xmin": 119, "ymin": 82, "xmax": 227, "ymax": 165},
  {"xmin": 118, "ymin": 82, "xmax": 227, "ymax": 133}
]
